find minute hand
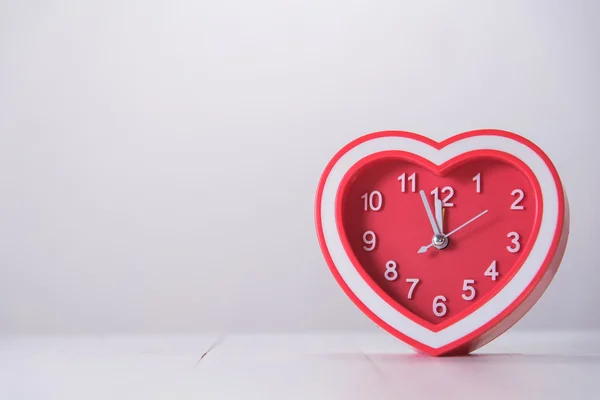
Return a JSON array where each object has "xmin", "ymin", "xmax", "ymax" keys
[
  {"xmin": 417, "ymin": 209, "xmax": 488, "ymax": 254},
  {"xmin": 445, "ymin": 209, "xmax": 488, "ymax": 238}
]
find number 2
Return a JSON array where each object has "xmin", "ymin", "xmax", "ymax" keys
[{"xmin": 511, "ymin": 189, "xmax": 524, "ymax": 210}]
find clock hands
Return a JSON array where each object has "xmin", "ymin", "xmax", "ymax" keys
[
  {"xmin": 419, "ymin": 190, "xmax": 448, "ymax": 251},
  {"xmin": 444, "ymin": 209, "xmax": 488, "ymax": 238},
  {"xmin": 419, "ymin": 190, "xmax": 441, "ymax": 236},
  {"xmin": 435, "ymin": 197, "xmax": 444, "ymax": 235},
  {"xmin": 418, "ymin": 209, "xmax": 489, "ymax": 254}
]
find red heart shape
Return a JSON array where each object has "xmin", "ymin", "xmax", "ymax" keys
[{"xmin": 315, "ymin": 130, "xmax": 569, "ymax": 356}]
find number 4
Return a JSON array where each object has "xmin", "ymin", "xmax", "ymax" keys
[{"xmin": 485, "ymin": 260, "xmax": 499, "ymax": 281}]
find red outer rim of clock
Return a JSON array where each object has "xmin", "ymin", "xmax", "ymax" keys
[
  {"xmin": 314, "ymin": 129, "xmax": 569, "ymax": 356},
  {"xmin": 334, "ymin": 149, "xmax": 544, "ymax": 333}
]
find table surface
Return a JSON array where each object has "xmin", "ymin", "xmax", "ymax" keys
[{"xmin": 2, "ymin": 330, "xmax": 599, "ymax": 399}]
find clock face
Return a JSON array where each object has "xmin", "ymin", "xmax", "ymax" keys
[
  {"xmin": 316, "ymin": 130, "xmax": 568, "ymax": 356},
  {"xmin": 337, "ymin": 151, "xmax": 543, "ymax": 329}
]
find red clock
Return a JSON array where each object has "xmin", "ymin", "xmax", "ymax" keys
[{"xmin": 314, "ymin": 129, "xmax": 569, "ymax": 356}]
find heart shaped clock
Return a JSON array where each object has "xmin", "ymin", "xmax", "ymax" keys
[{"xmin": 314, "ymin": 129, "xmax": 569, "ymax": 356}]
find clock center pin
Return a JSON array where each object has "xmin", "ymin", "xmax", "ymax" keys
[{"xmin": 432, "ymin": 234, "xmax": 449, "ymax": 250}]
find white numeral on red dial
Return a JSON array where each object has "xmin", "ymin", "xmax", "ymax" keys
[
  {"xmin": 462, "ymin": 279, "xmax": 476, "ymax": 301},
  {"xmin": 507, "ymin": 232, "xmax": 521, "ymax": 253},
  {"xmin": 473, "ymin": 173, "xmax": 481, "ymax": 193},
  {"xmin": 431, "ymin": 186, "xmax": 455, "ymax": 207},
  {"xmin": 398, "ymin": 173, "xmax": 416, "ymax": 192},
  {"xmin": 384, "ymin": 261, "xmax": 398, "ymax": 281},
  {"xmin": 511, "ymin": 189, "xmax": 525, "ymax": 210},
  {"xmin": 361, "ymin": 191, "xmax": 382, "ymax": 211},
  {"xmin": 406, "ymin": 278, "xmax": 419, "ymax": 299},
  {"xmin": 363, "ymin": 231, "xmax": 376, "ymax": 251},
  {"xmin": 433, "ymin": 295, "xmax": 448, "ymax": 317},
  {"xmin": 484, "ymin": 260, "xmax": 499, "ymax": 281}
]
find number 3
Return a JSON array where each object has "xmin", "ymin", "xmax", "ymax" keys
[{"xmin": 507, "ymin": 232, "xmax": 520, "ymax": 253}]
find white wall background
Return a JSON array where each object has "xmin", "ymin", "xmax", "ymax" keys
[{"xmin": 0, "ymin": 0, "xmax": 598, "ymax": 334}]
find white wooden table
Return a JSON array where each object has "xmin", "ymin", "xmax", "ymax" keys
[{"xmin": 2, "ymin": 330, "xmax": 599, "ymax": 399}]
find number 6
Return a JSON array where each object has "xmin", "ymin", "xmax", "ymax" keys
[{"xmin": 433, "ymin": 295, "xmax": 447, "ymax": 317}]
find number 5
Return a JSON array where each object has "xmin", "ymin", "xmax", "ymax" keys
[{"xmin": 462, "ymin": 279, "xmax": 476, "ymax": 301}]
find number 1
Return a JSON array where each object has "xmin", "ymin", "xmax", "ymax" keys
[{"xmin": 473, "ymin": 173, "xmax": 481, "ymax": 193}]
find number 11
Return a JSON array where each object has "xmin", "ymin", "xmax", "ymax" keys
[{"xmin": 398, "ymin": 173, "xmax": 416, "ymax": 192}]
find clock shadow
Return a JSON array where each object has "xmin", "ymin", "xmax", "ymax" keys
[
  {"xmin": 309, "ymin": 352, "xmax": 600, "ymax": 379},
  {"xmin": 364, "ymin": 353, "xmax": 600, "ymax": 364}
]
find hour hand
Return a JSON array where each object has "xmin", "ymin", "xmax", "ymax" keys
[
  {"xmin": 419, "ymin": 190, "xmax": 441, "ymax": 236},
  {"xmin": 435, "ymin": 198, "xmax": 443, "ymax": 235}
]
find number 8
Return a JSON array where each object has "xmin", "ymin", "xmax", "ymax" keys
[{"xmin": 384, "ymin": 261, "xmax": 398, "ymax": 281}]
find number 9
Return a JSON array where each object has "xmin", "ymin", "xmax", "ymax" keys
[{"xmin": 363, "ymin": 231, "xmax": 376, "ymax": 251}]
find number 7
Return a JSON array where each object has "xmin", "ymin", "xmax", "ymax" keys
[{"xmin": 406, "ymin": 278, "xmax": 420, "ymax": 299}]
